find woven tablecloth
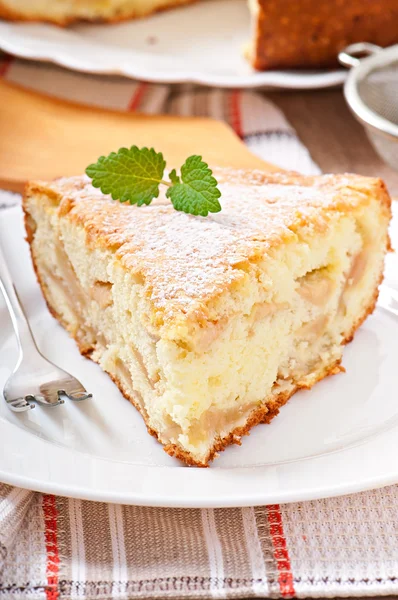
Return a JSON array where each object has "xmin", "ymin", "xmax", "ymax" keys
[{"xmin": 1, "ymin": 54, "xmax": 398, "ymax": 600}]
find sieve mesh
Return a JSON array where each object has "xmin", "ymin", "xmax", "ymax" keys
[
  {"xmin": 354, "ymin": 58, "xmax": 398, "ymax": 170},
  {"xmin": 358, "ymin": 61, "xmax": 398, "ymax": 126}
]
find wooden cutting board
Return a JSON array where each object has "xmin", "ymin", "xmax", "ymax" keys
[{"xmin": 0, "ymin": 80, "xmax": 278, "ymax": 194}]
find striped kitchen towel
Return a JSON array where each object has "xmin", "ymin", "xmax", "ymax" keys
[
  {"xmin": 3, "ymin": 483, "xmax": 398, "ymax": 599},
  {"xmin": 1, "ymin": 53, "xmax": 398, "ymax": 600}
]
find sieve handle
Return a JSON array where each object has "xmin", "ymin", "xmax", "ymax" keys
[{"xmin": 338, "ymin": 42, "xmax": 382, "ymax": 69}]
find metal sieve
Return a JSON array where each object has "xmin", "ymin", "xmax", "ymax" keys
[{"xmin": 338, "ymin": 42, "xmax": 398, "ymax": 171}]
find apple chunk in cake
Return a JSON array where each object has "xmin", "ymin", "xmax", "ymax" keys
[{"xmin": 23, "ymin": 169, "xmax": 391, "ymax": 466}]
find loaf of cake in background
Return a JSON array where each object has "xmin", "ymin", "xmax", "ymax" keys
[{"xmin": 249, "ymin": 0, "xmax": 398, "ymax": 70}]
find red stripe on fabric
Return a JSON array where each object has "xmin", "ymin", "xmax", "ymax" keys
[
  {"xmin": 127, "ymin": 82, "xmax": 148, "ymax": 112},
  {"xmin": 43, "ymin": 494, "xmax": 60, "ymax": 600},
  {"xmin": 230, "ymin": 90, "xmax": 243, "ymax": 138},
  {"xmin": 0, "ymin": 54, "xmax": 13, "ymax": 78},
  {"xmin": 266, "ymin": 504, "xmax": 295, "ymax": 598}
]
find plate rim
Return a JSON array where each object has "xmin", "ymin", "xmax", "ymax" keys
[
  {"xmin": 1, "ymin": 205, "xmax": 398, "ymax": 507},
  {"xmin": 0, "ymin": 20, "xmax": 347, "ymax": 89},
  {"xmin": 2, "ymin": 440, "xmax": 398, "ymax": 508}
]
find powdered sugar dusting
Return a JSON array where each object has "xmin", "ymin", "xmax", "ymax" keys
[{"xmin": 38, "ymin": 168, "xmax": 381, "ymax": 320}]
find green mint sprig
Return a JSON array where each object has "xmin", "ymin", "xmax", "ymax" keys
[{"xmin": 85, "ymin": 146, "xmax": 222, "ymax": 217}]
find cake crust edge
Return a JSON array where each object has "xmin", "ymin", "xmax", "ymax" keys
[{"xmin": 0, "ymin": 0, "xmax": 196, "ymax": 25}]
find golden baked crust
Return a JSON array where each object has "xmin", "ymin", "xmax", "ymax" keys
[
  {"xmin": 25, "ymin": 169, "xmax": 391, "ymax": 337},
  {"xmin": 251, "ymin": 0, "xmax": 398, "ymax": 70},
  {"xmin": 0, "ymin": 0, "xmax": 196, "ymax": 25}
]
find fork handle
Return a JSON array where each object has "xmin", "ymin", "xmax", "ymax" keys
[{"xmin": 0, "ymin": 239, "xmax": 40, "ymax": 355}]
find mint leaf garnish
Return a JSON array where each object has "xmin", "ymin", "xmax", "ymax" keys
[
  {"xmin": 85, "ymin": 147, "xmax": 222, "ymax": 216},
  {"xmin": 166, "ymin": 156, "xmax": 222, "ymax": 217},
  {"xmin": 85, "ymin": 146, "xmax": 166, "ymax": 206}
]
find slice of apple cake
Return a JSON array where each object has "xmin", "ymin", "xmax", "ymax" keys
[{"xmin": 23, "ymin": 169, "xmax": 391, "ymax": 466}]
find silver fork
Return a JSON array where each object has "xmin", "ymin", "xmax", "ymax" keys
[{"xmin": 0, "ymin": 240, "xmax": 92, "ymax": 412}]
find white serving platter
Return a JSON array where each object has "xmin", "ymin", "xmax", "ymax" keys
[{"xmin": 0, "ymin": 0, "xmax": 346, "ymax": 89}]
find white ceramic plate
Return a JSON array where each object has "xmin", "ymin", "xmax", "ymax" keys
[
  {"xmin": 0, "ymin": 0, "xmax": 346, "ymax": 88},
  {"xmin": 1, "ymin": 206, "xmax": 398, "ymax": 507}
]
